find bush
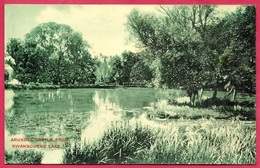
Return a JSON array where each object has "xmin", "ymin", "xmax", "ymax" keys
[{"xmin": 5, "ymin": 150, "xmax": 44, "ymax": 164}]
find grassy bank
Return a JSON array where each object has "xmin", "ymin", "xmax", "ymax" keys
[
  {"xmin": 5, "ymin": 150, "xmax": 43, "ymax": 164},
  {"xmin": 5, "ymin": 83, "xmax": 60, "ymax": 90},
  {"xmin": 167, "ymin": 97, "xmax": 255, "ymax": 120},
  {"xmin": 5, "ymin": 82, "xmax": 145, "ymax": 90},
  {"xmin": 62, "ymin": 120, "xmax": 255, "ymax": 164},
  {"xmin": 5, "ymin": 83, "xmax": 121, "ymax": 90},
  {"xmin": 144, "ymin": 97, "xmax": 255, "ymax": 121}
]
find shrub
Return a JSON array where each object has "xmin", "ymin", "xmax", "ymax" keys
[{"xmin": 5, "ymin": 150, "xmax": 43, "ymax": 164}]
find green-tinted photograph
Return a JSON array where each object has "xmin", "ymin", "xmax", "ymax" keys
[{"xmin": 4, "ymin": 5, "xmax": 256, "ymax": 164}]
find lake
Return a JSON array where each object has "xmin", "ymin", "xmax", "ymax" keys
[{"xmin": 5, "ymin": 88, "xmax": 186, "ymax": 164}]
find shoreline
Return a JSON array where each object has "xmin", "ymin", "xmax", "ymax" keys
[
  {"xmin": 5, "ymin": 83, "xmax": 148, "ymax": 90},
  {"xmin": 5, "ymin": 83, "xmax": 147, "ymax": 90}
]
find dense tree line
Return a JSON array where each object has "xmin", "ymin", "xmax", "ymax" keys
[
  {"xmin": 6, "ymin": 6, "xmax": 255, "ymax": 96},
  {"xmin": 125, "ymin": 5, "xmax": 255, "ymax": 95},
  {"xmin": 94, "ymin": 51, "xmax": 152, "ymax": 85},
  {"xmin": 6, "ymin": 22, "xmax": 97, "ymax": 85}
]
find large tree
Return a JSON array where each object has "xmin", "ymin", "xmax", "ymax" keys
[
  {"xmin": 6, "ymin": 22, "xmax": 97, "ymax": 85},
  {"xmin": 218, "ymin": 6, "xmax": 256, "ymax": 94},
  {"xmin": 126, "ymin": 6, "xmax": 217, "ymax": 90},
  {"xmin": 6, "ymin": 38, "xmax": 49, "ymax": 83}
]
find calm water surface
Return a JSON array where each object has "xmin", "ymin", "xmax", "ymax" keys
[{"xmin": 5, "ymin": 88, "xmax": 183, "ymax": 164}]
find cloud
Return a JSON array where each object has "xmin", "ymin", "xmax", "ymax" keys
[
  {"xmin": 35, "ymin": 5, "xmax": 138, "ymax": 56},
  {"xmin": 34, "ymin": 5, "xmax": 161, "ymax": 56},
  {"xmin": 8, "ymin": 4, "xmax": 239, "ymax": 56}
]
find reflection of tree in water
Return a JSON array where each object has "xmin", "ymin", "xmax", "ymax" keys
[
  {"xmin": 6, "ymin": 111, "xmax": 91, "ymax": 139},
  {"xmin": 93, "ymin": 90, "xmax": 144, "ymax": 120},
  {"xmin": 112, "ymin": 88, "xmax": 181, "ymax": 110},
  {"xmin": 81, "ymin": 90, "xmax": 123, "ymax": 143},
  {"xmin": 5, "ymin": 89, "xmax": 99, "ymax": 143},
  {"xmin": 5, "ymin": 88, "xmax": 178, "ymax": 145},
  {"xmin": 11, "ymin": 89, "xmax": 96, "ymax": 114},
  {"xmin": 5, "ymin": 90, "xmax": 15, "ymax": 118},
  {"xmin": 81, "ymin": 89, "xmax": 173, "ymax": 143},
  {"xmin": 112, "ymin": 89, "xmax": 154, "ymax": 109},
  {"xmin": 92, "ymin": 89, "xmax": 121, "ymax": 112}
]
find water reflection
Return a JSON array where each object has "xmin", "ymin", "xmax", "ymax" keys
[
  {"xmin": 41, "ymin": 150, "xmax": 63, "ymax": 164},
  {"xmin": 81, "ymin": 90, "xmax": 123, "ymax": 143},
  {"xmin": 5, "ymin": 88, "xmax": 180, "ymax": 164},
  {"xmin": 5, "ymin": 90, "xmax": 15, "ymax": 118}
]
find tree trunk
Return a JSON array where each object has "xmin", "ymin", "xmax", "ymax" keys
[
  {"xmin": 212, "ymin": 75, "xmax": 219, "ymax": 99},
  {"xmin": 212, "ymin": 86, "xmax": 218, "ymax": 99}
]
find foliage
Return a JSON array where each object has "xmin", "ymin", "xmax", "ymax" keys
[
  {"xmin": 126, "ymin": 6, "xmax": 215, "ymax": 89},
  {"xmin": 5, "ymin": 6, "xmax": 255, "ymax": 94},
  {"xmin": 5, "ymin": 150, "xmax": 43, "ymax": 164},
  {"xmin": 107, "ymin": 55, "xmax": 123, "ymax": 84},
  {"xmin": 95, "ymin": 55, "xmax": 113, "ymax": 84},
  {"xmin": 130, "ymin": 55, "xmax": 153, "ymax": 85},
  {"xmin": 62, "ymin": 120, "xmax": 255, "ymax": 164},
  {"xmin": 4, "ymin": 69, "xmax": 10, "ymax": 81},
  {"xmin": 218, "ymin": 6, "xmax": 256, "ymax": 93},
  {"xmin": 167, "ymin": 98, "xmax": 255, "ymax": 120},
  {"xmin": 6, "ymin": 22, "xmax": 97, "ymax": 85},
  {"xmin": 142, "ymin": 119, "xmax": 255, "ymax": 164},
  {"xmin": 95, "ymin": 51, "xmax": 152, "ymax": 86},
  {"xmin": 125, "ymin": 5, "xmax": 255, "ymax": 95},
  {"xmin": 62, "ymin": 122, "xmax": 155, "ymax": 164}
]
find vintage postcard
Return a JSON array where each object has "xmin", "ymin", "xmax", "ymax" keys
[{"xmin": 1, "ymin": 0, "xmax": 258, "ymax": 167}]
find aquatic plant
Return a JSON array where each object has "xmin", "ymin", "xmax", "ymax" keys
[
  {"xmin": 139, "ymin": 119, "xmax": 256, "ymax": 164},
  {"xmin": 62, "ymin": 119, "xmax": 255, "ymax": 164},
  {"xmin": 63, "ymin": 121, "xmax": 155, "ymax": 164}
]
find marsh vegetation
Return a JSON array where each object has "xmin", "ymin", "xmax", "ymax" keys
[
  {"xmin": 4, "ymin": 5, "xmax": 255, "ymax": 165},
  {"xmin": 5, "ymin": 88, "xmax": 256, "ymax": 164},
  {"xmin": 62, "ymin": 120, "xmax": 255, "ymax": 164}
]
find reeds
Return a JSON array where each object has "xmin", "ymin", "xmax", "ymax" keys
[
  {"xmin": 62, "ymin": 119, "xmax": 255, "ymax": 164},
  {"xmin": 63, "ymin": 122, "xmax": 154, "ymax": 164},
  {"xmin": 143, "ymin": 119, "xmax": 255, "ymax": 164}
]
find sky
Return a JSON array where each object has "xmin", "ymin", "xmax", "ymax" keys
[{"xmin": 5, "ymin": 5, "xmax": 239, "ymax": 57}]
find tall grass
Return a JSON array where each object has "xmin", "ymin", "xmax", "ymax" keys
[
  {"xmin": 5, "ymin": 150, "xmax": 44, "ymax": 164},
  {"xmin": 62, "ymin": 119, "xmax": 255, "ymax": 164},
  {"xmin": 63, "ymin": 122, "xmax": 154, "ymax": 164},
  {"xmin": 140, "ymin": 119, "xmax": 255, "ymax": 164}
]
